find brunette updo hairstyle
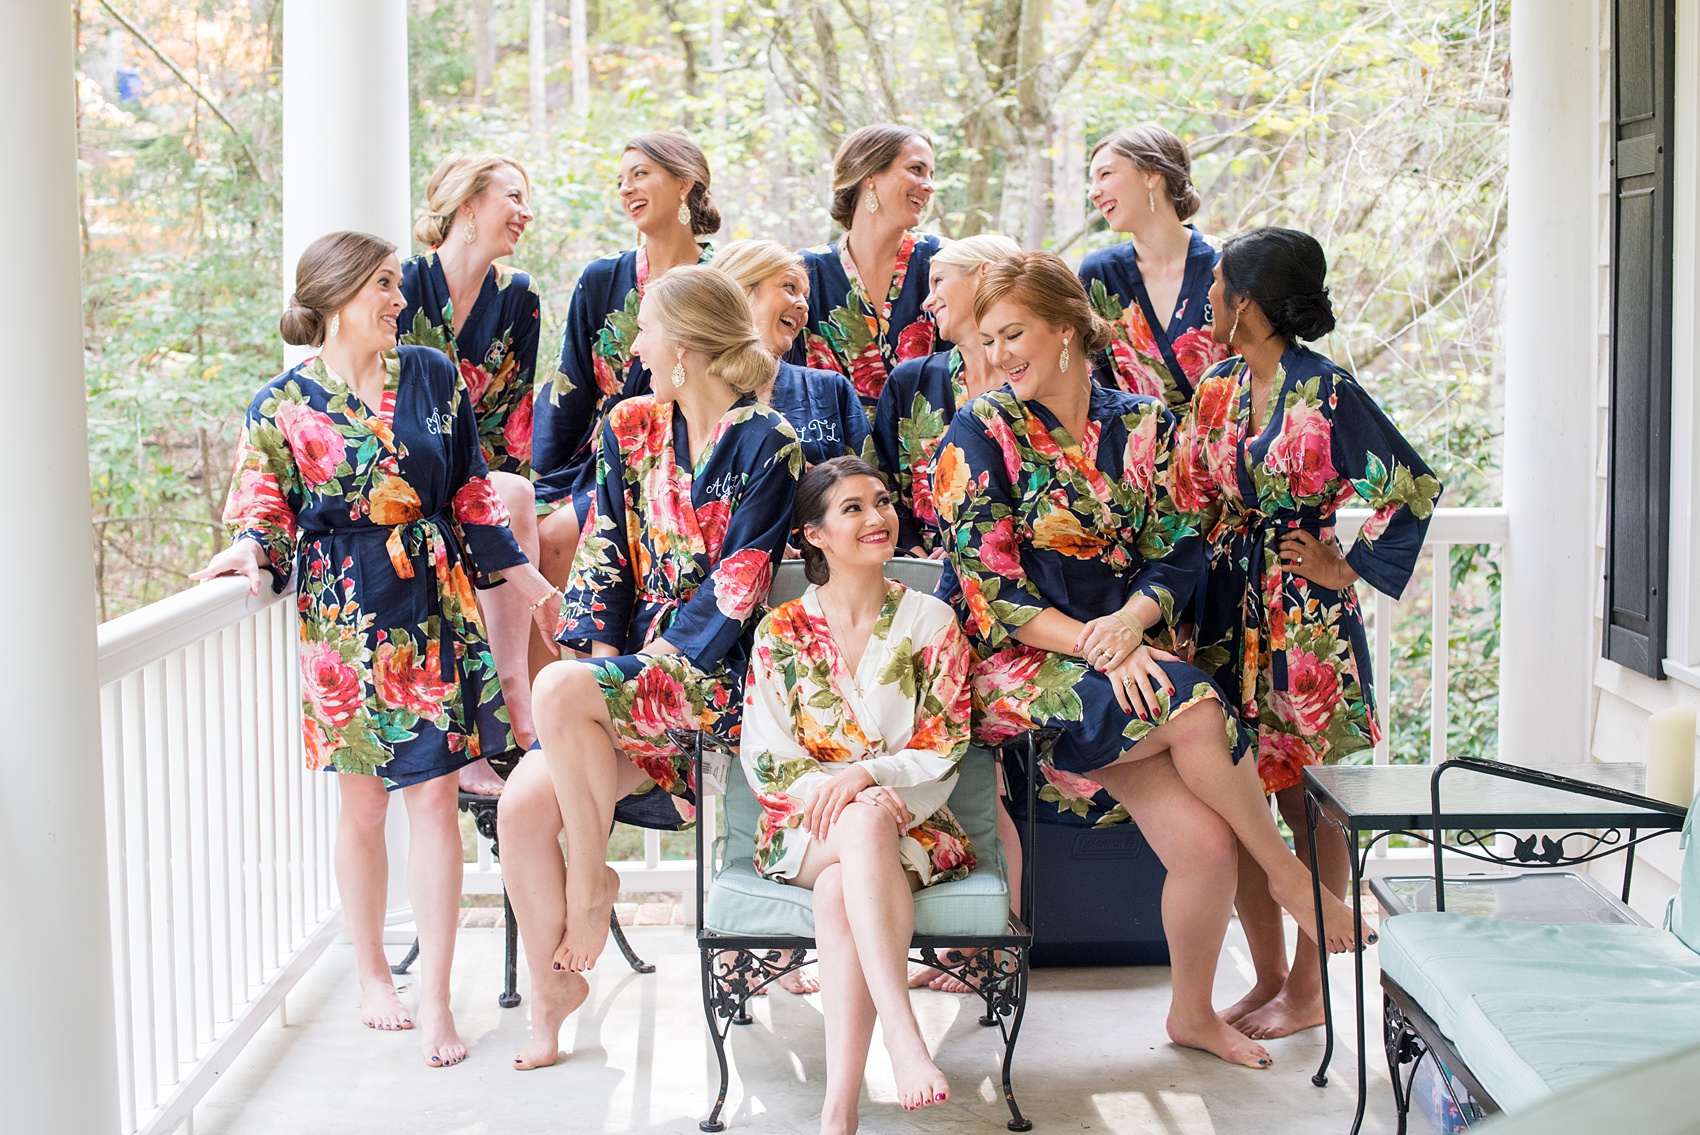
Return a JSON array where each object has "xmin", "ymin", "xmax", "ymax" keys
[
  {"xmin": 626, "ymin": 132, "xmax": 721, "ymax": 236},
  {"xmin": 644, "ymin": 266, "xmax": 778, "ymax": 394},
  {"xmin": 1090, "ymin": 124, "xmax": 1201, "ymax": 221},
  {"xmin": 280, "ymin": 231, "xmax": 397, "ymax": 347},
  {"xmin": 1219, "ymin": 227, "xmax": 1336, "ymax": 342},
  {"xmin": 830, "ymin": 123, "xmax": 932, "ymax": 230},
  {"xmin": 972, "ymin": 251, "xmax": 1114, "ymax": 355},
  {"xmin": 413, "ymin": 153, "xmax": 531, "ymax": 247},
  {"xmin": 794, "ymin": 455, "xmax": 886, "ymax": 586}
]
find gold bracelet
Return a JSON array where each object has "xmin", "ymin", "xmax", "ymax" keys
[
  {"xmin": 528, "ymin": 588, "xmax": 561, "ymax": 612},
  {"xmin": 1113, "ymin": 606, "xmax": 1143, "ymax": 636}
]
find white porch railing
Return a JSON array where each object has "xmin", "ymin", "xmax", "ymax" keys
[{"xmin": 97, "ymin": 577, "xmax": 341, "ymax": 1135}]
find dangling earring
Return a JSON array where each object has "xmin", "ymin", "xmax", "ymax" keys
[
  {"xmin": 328, "ymin": 313, "xmax": 340, "ymax": 339},
  {"xmin": 462, "ymin": 218, "xmax": 477, "ymax": 244},
  {"xmin": 865, "ymin": 186, "xmax": 880, "ymax": 213},
  {"xmin": 670, "ymin": 360, "xmax": 687, "ymax": 390},
  {"xmin": 677, "ymin": 198, "xmax": 692, "ymax": 226},
  {"xmin": 1059, "ymin": 339, "xmax": 1071, "ymax": 373},
  {"xmin": 1148, "ymin": 183, "xmax": 1157, "ymax": 213},
  {"xmin": 1227, "ymin": 306, "xmax": 1241, "ymax": 346}
]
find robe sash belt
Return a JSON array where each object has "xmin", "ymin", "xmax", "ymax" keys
[
  {"xmin": 299, "ymin": 512, "xmax": 481, "ymax": 681},
  {"xmin": 1208, "ymin": 506, "xmax": 1335, "ymax": 702},
  {"xmin": 635, "ymin": 583, "xmax": 698, "ymax": 651}
]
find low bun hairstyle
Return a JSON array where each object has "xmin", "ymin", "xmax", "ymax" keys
[
  {"xmin": 413, "ymin": 153, "xmax": 531, "ymax": 247},
  {"xmin": 644, "ymin": 265, "xmax": 778, "ymax": 395},
  {"xmin": 281, "ymin": 231, "xmax": 397, "ymax": 347},
  {"xmin": 1090, "ymin": 124, "xmax": 1201, "ymax": 222},
  {"xmin": 972, "ymin": 251, "xmax": 1114, "ymax": 356},
  {"xmin": 793, "ymin": 455, "xmax": 886, "ymax": 586},
  {"xmin": 626, "ymin": 133, "xmax": 721, "ymax": 236},
  {"xmin": 1219, "ymin": 227, "xmax": 1336, "ymax": 342},
  {"xmin": 830, "ymin": 123, "xmax": 932, "ymax": 231}
]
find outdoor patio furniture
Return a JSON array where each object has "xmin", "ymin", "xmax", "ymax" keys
[{"xmin": 1370, "ymin": 762, "xmax": 1697, "ymax": 1132}]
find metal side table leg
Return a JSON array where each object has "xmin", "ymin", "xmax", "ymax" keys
[{"xmin": 1307, "ymin": 788, "xmax": 1334, "ymax": 1088}]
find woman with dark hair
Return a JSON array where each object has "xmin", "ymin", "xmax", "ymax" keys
[
  {"xmin": 531, "ymin": 133, "xmax": 720, "ymax": 598},
  {"xmin": 1173, "ymin": 227, "xmax": 1441, "ymax": 1040},
  {"xmin": 400, "ymin": 152, "xmax": 546, "ymax": 793},
  {"xmin": 1081, "ymin": 125, "xmax": 1226, "ymax": 409},
  {"xmin": 795, "ymin": 123, "xmax": 946, "ymax": 418},
  {"xmin": 742, "ymin": 455, "xmax": 974, "ymax": 1125},
  {"xmin": 193, "ymin": 231, "xmax": 561, "ymax": 1068},
  {"xmin": 498, "ymin": 267, "xmax": 801, "ymax": 1070},
  {"xmin": 935, "ymin": 250, "xmax": 1366, "ymax": 1070}
]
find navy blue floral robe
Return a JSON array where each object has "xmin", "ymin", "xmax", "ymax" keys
[
  {"xmin": 767, "ymin": 360, "xmax": 874, "ymax": 467},
  {"xmin": 873, "ymin": 347, "xmax": 969, "ymax": 555}
]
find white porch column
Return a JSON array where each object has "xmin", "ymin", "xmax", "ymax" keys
[
  {"xmin": 0, "ymin": 6, "xmax": 122, "ymax": 1132},
  {"xmin": 282, "ymin": 0, "xmax": 415, "ymax": 914},
  {"xmin": 1500, "ymin": 0, "xmax": 1600, "ymax": 766}
]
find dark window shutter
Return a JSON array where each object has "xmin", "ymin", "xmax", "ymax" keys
[{"xmin": 1606, "ymin": 0, "xmax": 1674, "ymax": 677}]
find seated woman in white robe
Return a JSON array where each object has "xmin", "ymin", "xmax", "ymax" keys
[{"xmin": 740, "ymin": 455, "xmax": 974, "ymax": 1131}]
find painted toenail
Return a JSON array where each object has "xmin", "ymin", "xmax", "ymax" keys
[{"xmin": 936, "ymin": 1093, "xmax": 946, "ymax": 1101}]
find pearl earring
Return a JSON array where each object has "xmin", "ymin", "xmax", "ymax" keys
[
  {"xmin": 462, "ymin": 218, "xmax": 477, "ymax": 243},
  {"xmin": 670, "ymin": 360, "xmax": 687, "ymax": 389},
  {"xmin": 328, "ymin": 313, "xmax": 340, "ymax": 339},
  {"xmin": 866, "ymin": 187, "xmax": 880, "ymax": 213}
]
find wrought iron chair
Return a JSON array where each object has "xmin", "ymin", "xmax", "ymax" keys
[{"xmin": 674, "ymin": 557, "xmax": 1049, "ymax": 1132}]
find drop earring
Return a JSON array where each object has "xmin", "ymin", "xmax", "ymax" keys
[
  {"xmin": 328, "ymin": 313, "xmax": 340, "ymax": 339},
  {"xmin": 670, "ymin": 360, "xmax": 687, "ymax": 389},
  {"xmin": 1059, "ymin": 339, "xmax": 1071, "ymax": 373},
  {"xmin": 1228, "ymin": 306, "xmax": 1241, "ymax": 345},
  {"xmin": 677, "ymin": 199, "xmax": 691, "ymax": 226},
  {"xmin": 1148, "ymin": 183, "xmax": 1157, "ymax": 213},
  {"xmin": 866, "ymin": 187, "xmax": 880, "ymax": 213},
  {"xmin": 462, "ymin": 218, "xmax": 477, "ymax": 244}
]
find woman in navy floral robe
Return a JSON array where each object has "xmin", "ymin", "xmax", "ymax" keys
[
  {"xmin": 195, "ymin": 232, "xmax": 560, "ymax": 1070},
  {"xmin": 400, "ymin": 152, "xmax": 548, "ymax": 792},
  {"xmin": 934, "ymin": 252, "xmax": 1364, "ymax": 1070},
  {"xmin": 498, "ymin": 267, "xmax": 801, "ymax": 1069},
  {"xmin": 531, "ymin": 133, "xmax": 720, "ymax": 591},
  {"xmin": 1080, "ymin": 126, "xmax": 1227, "ymax": 409},
  {"xmin": 1171, "ymin": 228, "xmax": 1440, "ymax": 1040},
  {"xmin": 792, "ymin": 124, "xmax": 946, "ymax": 419}
]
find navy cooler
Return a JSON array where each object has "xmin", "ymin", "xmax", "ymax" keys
[{"xmin": 1002, "ymin": 749, "xmax": 1170, "ymax": 967}]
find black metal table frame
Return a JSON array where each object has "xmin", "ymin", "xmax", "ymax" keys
[{"xmin": 1301, "ymin": 755, "xmax": 1688, "ymax": 1135}]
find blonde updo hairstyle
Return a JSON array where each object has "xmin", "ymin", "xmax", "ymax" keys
[
  {"xmin": 1090, "ymin": 124, "xmax": 1201, "ymax": 222},
  {"xmin": 626, "ymin": 132, "xmax": 721, "ymax": 236},
  {"xmin": 930, "ymin": 232, "xmax": 1023, "ymax": 274},
  {"xmin": 413, "ymin": 153, "xmax": 532, "ymax": 247},
  {"xmin": 830, "ymin": 123, "xmax": 932, "ymax": 230},
  {"xmin": 710, "ymin": 238, "xmax": 804, "ymax": 292},
  {"xmin": 972, "ymin": 251, "xmax": 1114, "ymax": 356},
  {"xmin": 645, "ymin": 266, "xmax": 778, "ymax": 395},
  {"xmin": 280, "ymin": 231, "xmax": 397, "ymax": 347}
]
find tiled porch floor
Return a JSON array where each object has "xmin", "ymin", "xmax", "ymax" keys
[{"xmin": 190, "ymin": 919, "xmax": 1397, "ymax": 1134}]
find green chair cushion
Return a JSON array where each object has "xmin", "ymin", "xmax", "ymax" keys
[
  {"xmin": 1379, "ymin": 912, "xmax": 1700, "ymax": 1111},
  {"xmin": 704, "ymin": 745, "xmax": 1011, "ymax": 938},
  {"xmin": 1668, "ymin": 787, "xmax": 1700, "ymax": 953}
]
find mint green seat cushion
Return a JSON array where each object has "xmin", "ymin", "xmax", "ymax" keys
[
  {"xmin": 703, "ymin": 746, "xmax": 1011, "ymax": 938},
  {"xmin": 1380, "ymin": 913, "xmax": 1700, "ymax": 1111},
  {"xmin": 1667, "ymin": 787, "xmax": 1700, "ymax": 953}
]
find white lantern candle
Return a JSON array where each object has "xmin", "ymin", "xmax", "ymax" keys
[{"xmin": 1646, "ymin": 704, "xmax": 1697, "ymax": 807}]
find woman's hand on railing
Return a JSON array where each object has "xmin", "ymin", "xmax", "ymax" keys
[
  {"xmin": 1106, "ymin": 645, "xmax": 1179, "ymax": 720},
  {"xmin": 1278, "ymin": 530, "xmax": 1360, "ymax": 590},
  {"xmin": 802, "ymin": 764, "xmax": 876, "ymax": 838},
  {"xmin": 189, "ymin": 540, "xmax": 267, "ymax": 595}
]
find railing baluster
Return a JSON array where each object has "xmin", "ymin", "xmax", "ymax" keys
[
  {"xmin": 127, "ymin": 670, "xmax": 159, "ymax": 1113},
  {"xmin": 166, "ymin": 650, "xmax": 195, "ymax": 1073},
  {"xmin": 237, "ymin": 617, "xmax": 258, "ymax": 993},
  {"xmin": 102, "ymin": 682, "xmax": 138, "ymax": 1134},
  {"xmin": 1374, "ymin": 591, "xmax": 1393, "ymax": 766},
  {"xmin": 645, "ymin": 828, "xmax": 661, "ymax": 870},
  {"xmin": 188, "ymin": 641, "xmax": 214, "ymax": 1051},
  {"xmin": 147, "ymin": 660, "xmax": 182, "ymax": 1095},
  {"xmin": 1430, "ymin": 544, "xmax": 1451, "ymax": 767}
]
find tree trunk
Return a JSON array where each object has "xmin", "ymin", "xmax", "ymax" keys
[
  {"xmin": 570, "ymin": 0, "xmax": 589, "ymax": 120},
  {"xmin": 529, "ymin": 0, "xmax": 546, "ymax": 142},
  {"xmin": 473, "ymin": 0, "xmax": 493, "ymax": 100}
]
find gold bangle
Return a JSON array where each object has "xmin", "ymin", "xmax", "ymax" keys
[
  {"xmin": 528, "ymin": 589, "xmax": 561, "ymax": 612},
  {"xmin": 1113, "ymin": 607, "xmax": 1143, "ymax": 636}
]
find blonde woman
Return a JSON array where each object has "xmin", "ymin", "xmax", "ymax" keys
[
  {"xmin": 498, "ymin": 267, "xmax": 802, "ymax": 1069},
  {"xmin": 872, "ymin": 233, "xmax": 1021, "ymax": 558},
  {"xmin": 531, "ymin": 132, "xmax": 719, "ymax": 592},
  {"xmin": 795, "ymin": 124, "xmax": 944, "ymax": 418},
  {"xmin": 713, "ymin": 238, "xmax": 873, "ymax": 467},
  {"xmin": 402, "ymin": 152, "xmax": 547, "ymax": 791}
]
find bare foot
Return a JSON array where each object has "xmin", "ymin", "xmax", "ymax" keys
[
  {"xmin": 554, "ymin": 864, "xmax": 620, "ymax": 973},
  {"xmin": 1269, "ymin": 869, "xmax": 1374, "ymax": 954},
  {"xmin": 907, "ymin": 962, "xmax": 945, "ymax": 989},
  {"xmin": 776, "ymin": 961, "xmax": 820, "ymax": 995},
  {"xmin": 418, "ymin": 1001, "xmax": 467, "ymax": 1067},
  {"xmin": 359, "ymin": 976, "xmax": 414, "ymax": 1031},
  {"xmin": 1167, "ymin": 1011, "xmax": 1271, "ymax": 1069},
  {"xmin": 889, "ymin": 1037, "xmax": 950, "ymax": 1111},
  {"xmin": 1237, "ymin": 989, "xmax": 1326, "ymax": 1039},
  {"xmin": 458, "ymin": 757, "xmax": 507, "ymax": 797},
  {"xmin": 929, "ymin": 972, "xmax": 975, "ymax": 994},
  {"xmin": 1222, "ymin": 982, "xmax": 1282, "ymax": 1029},
  {"xmin": 513, "ymin": 970, "xmax": 589, "ymax": 1069}
]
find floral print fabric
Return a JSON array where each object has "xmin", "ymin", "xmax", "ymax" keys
[
  {"xmin": 934, "ymin": 385, "xmax": 1237, "ymax": 827},
  {"xmin": 532, "ymin": 244, "xmax": 713, "ymax": 518},
  {"xmin": 872, "ymin": 348, "xmax": 969, "ymax": 555},
  {"xmin": 794, "ymin": 229, "xmax": 945, "ymax": 418},
  {"xmin": 399, "ymin": 252, "xmax": 542, "ymax": 476},
  {"xmin": 557, "ymin": 394, "xmax": 803, "ymax": 823},
  {"xmin": 1080, "ymin": 228, "xmax": 1226, "ymax": 411},
  {"xmin": 223, "ymin": 347, "xmax": 526, "ymax": 788},
  {"xmin": 741, "ymin": 581, "xmax": 976, "ymax": 885},
  {"xmin": 1174, "ymin": 344, "xmax": 1442, "ymax": 793}
]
